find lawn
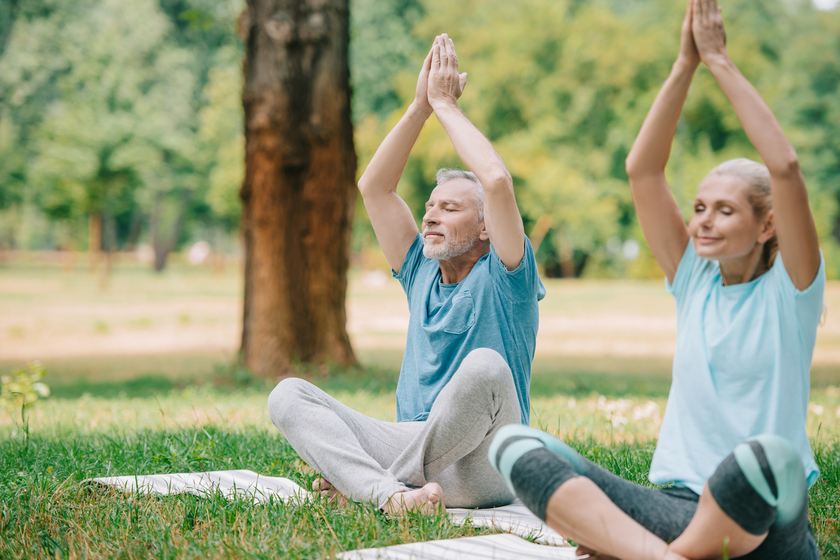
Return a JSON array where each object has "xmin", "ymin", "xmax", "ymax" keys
[{"xmin": 1, "ymin": 257, "xmax": 839, "ymax": 558}]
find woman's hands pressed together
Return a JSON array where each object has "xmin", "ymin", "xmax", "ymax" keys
[
  {"xmin": 692, "ymin": 0, "xmax": 728, "ymax": 66},
  {"xmin": 677, "ymin": 0, "xmax": 700, "ymax": 69}
]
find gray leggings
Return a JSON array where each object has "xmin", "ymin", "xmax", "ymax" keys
[
  {"xmin": 490, "ymin": 426, "xmax": 817, "ymax": 560},
  {"xmin": 267, "ymin": 348, "xmax": 520, "ymax": 509}
]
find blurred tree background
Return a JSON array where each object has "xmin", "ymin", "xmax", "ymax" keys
[{"xmin": 1, "ymin": 0, "xmax": 839, "ymax": 279}]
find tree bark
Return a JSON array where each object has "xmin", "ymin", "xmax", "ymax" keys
[
  {"xmin": 151, "ymin": 189, "xmax": 191, "ymax": 273},
  {"xmin": 528, "ymin": 214, "xmax": 553, "ymax": 255},
  {"xmin": 554, "ymin": 229, "xmax": 576, "ymax": 279},
  {"xmin": 88, "ymin": 212, "xmax": 102, "ymax": 273},
  {"xmin": 240, "ymin": 0, "xmax": 357, "ymax": 377}
]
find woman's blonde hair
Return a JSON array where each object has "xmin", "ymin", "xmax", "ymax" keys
[{"xmin": 707, "ymin": 158, "xmax": 778, "ymax": 269}]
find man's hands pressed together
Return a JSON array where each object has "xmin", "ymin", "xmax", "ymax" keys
[{"xmin": 427, "ymin": 34, "xmax": 467, "ymax": 111}]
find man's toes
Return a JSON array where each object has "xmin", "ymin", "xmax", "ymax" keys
[
  {"xmin": 424, "ymin": 482, "xmax": 445, "ymax": 511},
  {"xmin": 312, "ymin": 478, "xmax": 332, "ymax": 492}
]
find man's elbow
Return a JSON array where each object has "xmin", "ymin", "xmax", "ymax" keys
[
  {"xmin": 357, "ymin": 173, "xmax": 373, "ymax": 199},
  {"xmin": 483, "ymin": 169, "xmax": 513, "ymax": 194}
]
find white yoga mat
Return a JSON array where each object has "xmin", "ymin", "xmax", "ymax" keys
[
  {"xmin": 85, "ymin": 469, "xmax": 309, "ymax": 503},
  {"xmin": 448, "ymin": 501, "xmax": 566, "ymax": 546},
  {"xmin": 338, "ymin": 533, "xmax": 583, "ymax": 560},
  {"xmin": 86, "ymin": 470, "xmax": 569, "ymax": 548}
]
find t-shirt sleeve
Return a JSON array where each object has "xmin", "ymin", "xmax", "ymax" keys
[
  {"xmin": 392, "ymin": 234, "xmax": 425, "ymax": 296},
  {"xmin": 665, "ymin": 241, "xmax": 711, "ymax": 308},
  {"xmin": 489, "ymin": 238, "xmax": 546, "ymax": 303},
  {"xmin": 770, "ymin": 252, "xmax": 826, "ymax": 336}
]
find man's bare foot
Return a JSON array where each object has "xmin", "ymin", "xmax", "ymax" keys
[
  {"xmin": 312, "ymin": 477, "xmax": 349, "ymax": 507},
  {"xmin": 382, "ymin": 482, "xmax": 445, "ymax": 515}
]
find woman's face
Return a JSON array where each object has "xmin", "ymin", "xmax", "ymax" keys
[{"xmin": 688, "ymin": 174, "xmax": 774, "ymax": 262}]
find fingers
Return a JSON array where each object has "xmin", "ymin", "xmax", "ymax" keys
[
  {"xmin": 439, "ymin": 34, "xmax": 452, "ymax": 72},
  {"xmin": 421, "ymin": 44, "xmax": 434, "ymax": 72},
  {"xmin": 432, "ymin": 40, "xmax": 441, "ymax": 67},
  {"xmin": 696, "ymin": 0, "xmax": 720, "ymax": 23},
  {"xmin": 459, "ymin": 72, "xmax": 467, "ymax": 92},
  {"xmin": 446, "ymin": 35, "xmax": 458, "ymax": 70},
  {"xmin": 693, "ymin": 0, "xmax": 706, "ymax": 24},
  {"xmin": 431, "ymin": 33, "xmax": 458, "ymax": 72}
]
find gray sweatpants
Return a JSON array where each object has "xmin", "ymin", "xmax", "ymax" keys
[{"xmin": 267, "ymin": 348, "xmax": 520, "ymax": 509}]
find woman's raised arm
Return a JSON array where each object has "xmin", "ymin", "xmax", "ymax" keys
[
  {"xmin": 692, "ymin": 0, "xmax": 820, "ymax": 290},
  {"xmin": 625, "ymin": 1, "xmax": 698, "ymax": 284}
]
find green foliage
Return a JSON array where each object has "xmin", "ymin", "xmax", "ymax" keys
[
  {"xmin": 1, "ymin": 361, "xmax": 49, "ymax": 422},
  {"xmin": 355, "ymin": 0, "xmax": 840, "ymax": 278},
  {"xmin": 1, "ymin": 0, "xmax": 840, "ymax": 277},
  {"xmin": 0, "ymin": 0, "xmax": 244, "ymax": 254}
]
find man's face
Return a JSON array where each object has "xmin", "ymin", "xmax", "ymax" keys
[{"xmin": 422, "ymin": 179, "xmax": 484, "ymax": 260}]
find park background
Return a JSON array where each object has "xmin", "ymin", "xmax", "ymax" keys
[{"xmin": 2, "ymin": 0, "xmax": 840, "ymax": 558}]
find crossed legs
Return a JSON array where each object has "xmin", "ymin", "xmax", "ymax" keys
[
  {"xmin": 490, "ymin": 426, "xmax": 816, "ymax": 560},
  {"xmin": 267, "ymin": 348, "xmax": 520, "ymax": 511}
]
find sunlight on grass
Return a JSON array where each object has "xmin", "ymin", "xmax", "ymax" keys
[{"xmin": 2, "ymin": 386, "xmax": 839, "ymax": 558}]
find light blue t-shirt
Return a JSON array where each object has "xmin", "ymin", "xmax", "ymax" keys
[
  {"xmin": 650, "ymin": 241, "xmax": 826, "ymax": 494},
  {"xmin": 392, "ymin": 235, "xmax": 545, "ymax": 424}
]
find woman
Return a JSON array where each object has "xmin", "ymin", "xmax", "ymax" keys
[{"xmin": 489, "ymin": 0, "xmax": 824, "ymax": 558}]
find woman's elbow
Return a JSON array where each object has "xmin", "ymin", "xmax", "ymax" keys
[
  {"xmin": 625, "ymin": 153, "xmax": 643, "ymax": 179},
  {"xmin": 768, "ymin": 154, "xmax": 801, "ymax": 180}
]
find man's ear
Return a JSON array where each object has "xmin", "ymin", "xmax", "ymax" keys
[
  {"xmin": 479, "ymin": 221, "xmax": 490, "ymax": 241},
  {"xmin": 758, "ymin": 209, "xmax": 776, "ymax": 243}
]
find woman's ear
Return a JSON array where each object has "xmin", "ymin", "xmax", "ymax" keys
[{"xmin": 758, "ymin": 209, "xmax": 776, "ymax": 243}]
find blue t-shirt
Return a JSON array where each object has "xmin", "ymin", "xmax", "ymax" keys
[
  {"xmin": 650, "ymin": 241, "xmax": 825, "ymax": 494},
  {"xmin": 392, "ymin": 235, "xmax": 545, "ymax": 424}
]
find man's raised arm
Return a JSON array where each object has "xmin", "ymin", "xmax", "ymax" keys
[
  {"xmin": 357, "ymin": 47, "xmax": 438, "ymax": 273},
  {"xmin": 427, "ymin": 35, "xmax": 526, "ymax": 271}
]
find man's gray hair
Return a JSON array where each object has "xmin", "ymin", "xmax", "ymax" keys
[{"xmin": 435, "ymin": 168, "xmax": 485, "ymax": 221}]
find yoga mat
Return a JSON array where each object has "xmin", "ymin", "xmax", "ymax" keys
[
  {"xmin": 448, "ymin": 501, "xmax": 567, "ymax": 546},
  {"xmin": 87, "ymin": 470, "xmax": 569, "ymax": 547},
  {"xmin": 338, "ymin": 533, "xmax": 583, "ymax": 559},
  {"xmin": 85, "ymin": 469, "xmax": 309, "ymax": 503}
]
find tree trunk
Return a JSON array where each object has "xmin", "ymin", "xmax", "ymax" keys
[
  {"xmin": 0, "ymin": 0, "xmax": 19, "ymax": 58},
  {"xmin": 88, "ymin": 213, "xmax": 102, "ymax": 273},
  {"xmin": 151, "ymin": 189, "xmax": 191, "ymax": 273},
  {"xmin": 554, "ymin": 229, "xmax": 576, "ymax": 279},
  {"xmin": 240, "ymin": 0, "xmax": 357, "ymax": 377},
  {"xmin": 99, "ymin": 212, "xmax": 117, "ymax": 291},
  {"xmin": 528, "ymin": 214, "xmax": 553, "ymax": 255}
]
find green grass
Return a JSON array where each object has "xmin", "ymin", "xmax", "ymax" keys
[
  {"xmin": 1, "ymin": 260, "xmax": 839, "ymax": 557},
  {"xmin": 2, "ymin": 376, "xmax": 839, "ymax": 558},
  {"xmin": 1, "ymin": 419, "xmax": 492, "ymax": 558}
]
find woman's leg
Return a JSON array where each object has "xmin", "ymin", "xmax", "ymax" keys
[
  {"xmin": 669, "ymin": 434, "xmax": 815, "ymax": 560},
  {"xmin": 489, "ymin": 425, "xmax": 697, "ymax": 560}
]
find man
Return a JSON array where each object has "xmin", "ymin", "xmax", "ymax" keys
[{"xmin": 268, "ymin": 34, "xmax": 544, "ymax": 513}]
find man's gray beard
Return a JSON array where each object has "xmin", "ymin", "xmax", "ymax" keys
[{"xmin": 423, "ymin": 233, "xmax": 479, "ymax": 260}]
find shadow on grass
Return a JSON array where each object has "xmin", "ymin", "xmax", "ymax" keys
[{"xmin": 16, "ymin": 351, "xmax": 840, "ymax": 402}]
